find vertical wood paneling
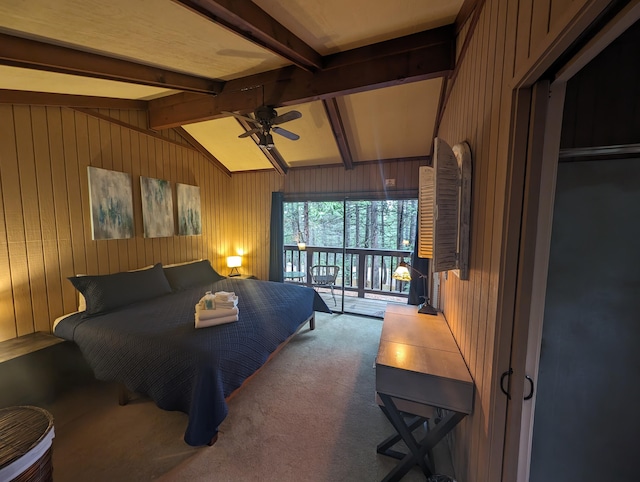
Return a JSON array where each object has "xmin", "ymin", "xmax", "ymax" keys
[
  {"xmin": 5, "ymin": 106, "xmax": 33, "ymax": 336},
  {"xmin": 515, "ymin": 0, "xmax": 534, "ymax": 75},
  {"xmin": 97, "ymin": 116, "xmax": 121, "ymax": 276},
  {"xmin": 147, "ymin": 138, "xmax": 158, "ymax": 264},
  {"xmin": 74, "ymin": 111, "xmax": 99, "ymax": 277},
  {"xmin": 14, "ymin": 106, "xmax": 48, "ymax": 334},
  {"xmin": 46, "ymin": 107, "xmax": 77, "ymax": 315},
  {"xmin": 177, "ymin": 147, "xmax": 186, "ymax": 263},
  {"xmin": 0, "ymin": 106, "xmax": 15, "ymax": 340},
  {"xmin": 464, "ymin": 5, "xmax": 489, "ymax": 476},
  {"xmin": 485, "ymin": 2, "xmax": 520, "ymax": 481},
  {"xmin": 549, "ymin": 0, "xmax": 576, "ymax": 31},
  {"xmin": 473, "ymin": 0, "xmax": 504, "ymax": 477},
  {"xmin": 120, "ymin": 113, "xmax": 137, "ymax": 268},
  {"xmin": 2, "ymin": 106, "xmax": 34, "ymax": 336},
  {"xmin": 61, "ymin": 108, "xmax": 87, "ymax": 316},
  {"xmin": 531, "ymin": 0, "xmax": 552, "ymax": 45},
  {"xmin": 0, "ymin": 106, "xmax": 230, "ymax": 342},
  {"xmin": 436, "ymin": 0, "xmax": 604, "ymax": 480},
  {"xmin": 165, "ymin": 144, "xmax": 176, "ymax": 265},
  {"xmin": 138, "ymin": 134, "xmax": 151, "ymax": 267},
  {"xmin": 437, "ymin": 0, "xmax": 518, "ymax": 479},
  {"xmin": 61, "ymin": 109, "xmax": 86, "ymax": 277},
  {"xmin": 129, "ymin": 126, "xmax": 145, "ymax": 268},
  {"xmin": 86, "ymin": 115, "xmax": 109, "ymax": 274},
  {"xmin": 170, "ymin": 144, "xmax": 178, "ymax": 262},
  {"xmin": 198, "ymin": 152, "xmax": 205, "ymax": 260}
]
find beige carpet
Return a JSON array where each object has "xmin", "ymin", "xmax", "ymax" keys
[{"xmin": 47, "ymin": 313, "xmax": 455, "ymax": 481}]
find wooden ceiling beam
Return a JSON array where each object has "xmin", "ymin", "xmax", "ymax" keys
[
  {"xmin": 322, "ymin": 25, "xmax": 454, "ymax": 70},
  {"xmin": 0, "ymin": 33, "xmax": 223, "ymax": 95},
  {"xmin": 259, "ymin": 144, "xmax": 288, "ymax": 175},
  {"xmin": 455, "ymin": 0, "xmax": 480, "ymax": 33},
  {"xmin": 149, "ymin": 34, "xmax": 454, "ymax": 129},
  {"xmin": 173, "ymin": 0, "xmax": 322, "ymax": 71},
  {"xmin": 322, "ymin": 98, "xmax": 354, "ymax": 170},
  {"xmin": 0, "ymin": 89, "xmax": 147, "ymax": 109}
]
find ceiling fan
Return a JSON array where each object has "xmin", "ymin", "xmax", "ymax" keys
[{"xmin": 223, "ymin": 106, "xmax": 302, "ymax": 149}]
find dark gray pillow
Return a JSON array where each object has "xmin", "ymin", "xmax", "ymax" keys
[
  {"xmin": 163, "ymin": 259, "xmax": 224, "ymax": 291},
  {"xmin": 68, "ymin": 263, "xmax": 172, "ymax": 317}
]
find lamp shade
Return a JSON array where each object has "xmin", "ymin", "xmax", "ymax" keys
[
  {"xmin": 392, "ymin": 265, "xmax": 412, "ymax": 282},
  {"xmin": 227, "ymin": 256, "xmax": 242, "ymax": 268}
]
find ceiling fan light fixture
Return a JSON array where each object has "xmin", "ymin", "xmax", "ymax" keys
[
  {"xmin": 228, "ymin": 106, "xmax": 301, "ymax": 148},
  {"xmin": 259, "ymin": 132, "xmax": 275, "ymax": 149}
]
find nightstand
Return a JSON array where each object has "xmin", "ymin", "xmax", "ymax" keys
[{"xmin": 229, "ymin": 274, "xmax": 256, "ymax": 280}]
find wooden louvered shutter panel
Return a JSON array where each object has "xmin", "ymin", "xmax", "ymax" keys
[
  {"xmin": 418, "ymin": 166, "xmax": 434, "ymax": 258},
  {"xmin": 433, "ymin": 138, "xmax": 459, "ymax": 272}
]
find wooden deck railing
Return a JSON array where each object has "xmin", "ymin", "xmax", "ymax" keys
[{"xmin": 284, "ymin": 245, "xmax": 412, "ymax": 298}]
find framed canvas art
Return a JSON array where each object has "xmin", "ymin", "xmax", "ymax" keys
[
  {"xmin": 88, "ymin": 166, "xmax": 134, "ymax": 240},
  {"xmin": 140, "ymin": 176, "xmax": 174, "ymax": 238},
  {"xmin": 177, "ymin": 183, "xmax": 201, "ymax": 235}
]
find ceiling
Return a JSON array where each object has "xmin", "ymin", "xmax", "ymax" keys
[{"xmin": 0, "ymin": 0, "xmax": 471, "ymax": 173}]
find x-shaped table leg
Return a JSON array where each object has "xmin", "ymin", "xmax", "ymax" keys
[{"xmin": 377, "ymin": 393, "xmax": 466, "ymax": 482}]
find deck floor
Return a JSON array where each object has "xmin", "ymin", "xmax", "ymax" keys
[{"xmin": 315, "ymin": 289, "xmax": 408, "ymax": 318}]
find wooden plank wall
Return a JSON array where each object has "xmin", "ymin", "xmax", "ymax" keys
[
  {"xmin": 436, "ymin": 0, "xmax": 596, "ymax": 480},
  {"xmin": 0, "ymin": 105, "xmax": 230, "ymax": 342}
]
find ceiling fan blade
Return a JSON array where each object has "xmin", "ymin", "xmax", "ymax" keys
[
  {"xmin": 222, "ymin": 110, "xmax": 259, "ymax": 124},
  {"xmin": 272, "ymin": 110, "xmax": 302, "ymax": 125},
  {"xmin": 272, "ymin": 126, "xmax": 300, "ymax": 140},
  {"xmin": 238, "ymin": 128, "xmax": 261, "ymax": 138}
]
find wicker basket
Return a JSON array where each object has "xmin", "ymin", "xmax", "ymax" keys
[{"xmin": 0, "ymin": 406, "xmax": 54, "ymax": 482}]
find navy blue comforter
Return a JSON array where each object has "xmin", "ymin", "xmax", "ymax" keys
[{"xmin": 54, "ymin": 278, "xmax": 330, "ymax": 446}]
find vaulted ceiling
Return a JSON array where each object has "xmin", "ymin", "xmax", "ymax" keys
[{"xmin": 0, "ymin": 0, "xmax": 474, "ymax": 174}]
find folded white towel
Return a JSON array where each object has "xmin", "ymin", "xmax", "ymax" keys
[
  {"xmin": 196, "ymin": 306, "xmax": 239, "ymax": 321},
  {"xmin": 214, "ymin": 291, "xmax": 236, "ymax": 301},
  {"xmin": 195, "ymin": 313, "xmax": 238, "ymax": 328},
  {"xmin": 215, "ymin": 300, "xmax": 238, "ymax": 309}
]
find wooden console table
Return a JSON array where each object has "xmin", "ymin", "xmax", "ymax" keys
[{"xmin": 375, "ymin": 304, "xmax": 474, "ymax": 481}]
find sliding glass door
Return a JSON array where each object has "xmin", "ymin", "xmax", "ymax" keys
[
  {"xmin": 342, "ymin": 199, "xmax": 417, "ymax": 316},
  {"xmin": 283, "ymin": 201, "xmax": 345, "ymax": 310},
  {"xmin": 283, "ymin": 197, "xmax": 417, "ymax": 317}
]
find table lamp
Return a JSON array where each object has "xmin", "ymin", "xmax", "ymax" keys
[
  {"xmin": 392, "ymin": 261, "xmax": 437, "ymax": 315},
  {"xmin": 296, "ymin": 231, "xmax": 306, "ymax": 251},
  {"xmin": 227, "ymin": 256, "xmax": 242, "ymax": 277}
]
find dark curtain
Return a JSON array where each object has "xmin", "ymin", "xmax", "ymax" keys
[
  {"xmin": 268, "ymin": 192, "xmax": 284, "ymax": 282},
  {"xmin": 408, "ymin": 218, "xmax": 430, "ymax": 306}
]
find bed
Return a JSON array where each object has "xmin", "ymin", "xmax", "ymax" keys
[{"xmin": 54, "ymin": 261, "xmax": 330, "ymax": 446}]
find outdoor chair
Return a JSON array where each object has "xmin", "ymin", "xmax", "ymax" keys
[{"xmin": 309, "ymin": 265, "xmax": 340, "ymax": 306}]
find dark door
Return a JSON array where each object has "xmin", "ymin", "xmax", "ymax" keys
[{"xmin": 529, "ymin": 159, "xmax": 640, "ymax": 481}]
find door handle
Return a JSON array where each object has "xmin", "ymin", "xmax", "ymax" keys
[
  {"xmin": 500, "ymin": 368, "xmax": 513, "ymax": 400},
  {"xmin": 524, "ymin": 375, "xmax": 534, "ymax": 400}
]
